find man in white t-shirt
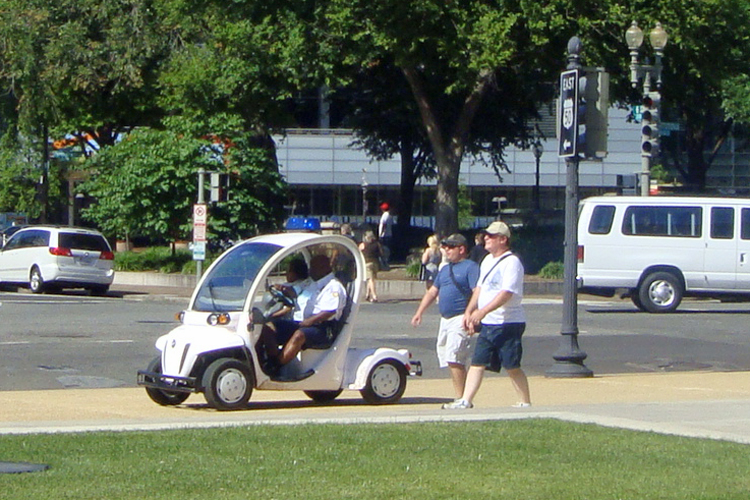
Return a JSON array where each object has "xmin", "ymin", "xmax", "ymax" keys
[{"xmin": 442, "ymin": 220, "xmax": 531, "ymax": 410}]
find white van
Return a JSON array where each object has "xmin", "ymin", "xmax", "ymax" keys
[{"xmin": 577, "ymin": 196, "xmax": 750, "ymax": 312}]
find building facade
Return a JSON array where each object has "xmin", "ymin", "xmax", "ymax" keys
[{"xmin": 275, "ymin": 107, "xmax": 643, "ymax": 225}]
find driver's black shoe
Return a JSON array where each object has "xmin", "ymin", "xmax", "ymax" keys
[{"xmin": 261, "ymin": 358, "xmax": 281, "ymax": 376}]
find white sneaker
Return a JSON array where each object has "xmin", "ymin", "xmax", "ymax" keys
[
  {"xmin": 512, "ymin": 402, "xmax": 531, "ymax": 408},
  {"xmin": 442, "ymin": 399, "xmax": 473, "ymax": 410}
]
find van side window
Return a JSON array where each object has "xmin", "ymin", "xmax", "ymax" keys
[
  {"xmin": 710, "ymin": 207, "xmax": 734, "ymax": 239},
  {"xmin": 622, "ymin": 206, "xmax": 702, "ymax": 237},
  {"xmin": 588, "ymin": 205, "xmax": 615, "ymax": 234},
  {"xmin": 741, "ymin": 208, "xmax": 750, "ymax": 239}
]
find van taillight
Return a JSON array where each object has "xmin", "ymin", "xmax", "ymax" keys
[
  {"xmin": 99, "ymin": 251, "xmax": 115, "ymax": 260},
  {"xmin": 49, "ymin": 247, "xmax": 72, "ymax": 257},
  {"xmin": 577, "ymin": 245, "xmax": 584, "ymax": 263}
]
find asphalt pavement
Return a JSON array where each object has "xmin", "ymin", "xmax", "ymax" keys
[{"xmin": 1, "ymin": 272, "xmax": 749, "ymax": 446}]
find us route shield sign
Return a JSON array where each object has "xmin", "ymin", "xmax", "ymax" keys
[{"xmin": 558, "ymin": 69, "xmax": 579, "ymax": 158}]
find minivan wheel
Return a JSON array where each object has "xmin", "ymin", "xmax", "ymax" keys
[
  {"xmin": 88, "ymin": 285, "xmax": 110, "ymax": 296},
  {"xmin": 638, "ymin": 272, "xmax": 683, "ymax": 313},
  {"xmin": 29, "ymin": 267, "xmax": 45, "ymax": 294}
]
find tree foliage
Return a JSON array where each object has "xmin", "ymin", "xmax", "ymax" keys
[
  {"xmin": 321, "ymin": 0, "xmax": 607, "ymax": 236},
  {"xmin": 79, "ymin": 129, "xmax": 286, "ymax": 243}
]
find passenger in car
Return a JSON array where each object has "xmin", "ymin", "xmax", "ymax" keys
[{"xmin": 260, "ymin": 254, "xmax": 347, "ymax": 372}]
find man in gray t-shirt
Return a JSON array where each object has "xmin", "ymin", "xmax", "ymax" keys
[{"xmin": 411, "ymin": 234, "xmax": 479, "ymax": 399}]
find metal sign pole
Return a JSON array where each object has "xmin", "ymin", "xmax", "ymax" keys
[{"xmin": 548, "ymin": 36, "xmax": 593, "ymax": 378}]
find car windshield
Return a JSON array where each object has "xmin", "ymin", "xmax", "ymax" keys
[{"xmin": 193, "ymin": 241, "xmax": 282, "ymax": 312}]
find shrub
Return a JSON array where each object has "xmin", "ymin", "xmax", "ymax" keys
[
  {"xmin": 405, "ymin": 259, "xmax": 422, "ymax": 278},
  {"xmin": 114, "ymin": 247, "xmax": 194, "ymax": 274},
  {"xmin": 538, "ymin": 261, "xmax": 564, "ymax": 279}
]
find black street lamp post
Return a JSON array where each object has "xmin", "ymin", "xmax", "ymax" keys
[
  {"xmin": 626, "ymin": 21, "xmax": 668, "ymax": 196},
  {"xmin": 532, "ymin": 140, "xmax": 544, "ymax": 211}
]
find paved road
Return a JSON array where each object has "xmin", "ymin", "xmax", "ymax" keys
[
  {"xmin": 2, "ymin": 288, "xmax": 750, "ymax": 444},
  {"xmin": 2, "ymin": 289, "xmax": 750, "ymax": 391}
]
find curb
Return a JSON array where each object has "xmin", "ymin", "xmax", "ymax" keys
[{"xmin": 113, "ymin": 272, "xmax": 563, "ymax": 299}]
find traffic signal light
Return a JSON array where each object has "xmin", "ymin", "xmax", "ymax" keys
[
  {"xmin": 641, "ymin": 92, "xmax": 660, "ymax": 157},
  {"xmin": 577, "ymin": 69, "xmax": 610, "ymax": 159},
  {"xmin": 210, "ymin": 173, "xmax": 230, "ymax": 202}
]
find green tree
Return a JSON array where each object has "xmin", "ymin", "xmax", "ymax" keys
[
  {"xmin": 79, "ymin": 128, "xmax": 286, "ymax": 246},
  {"xmin": 583, "ymin": 1, "xmax": 750, "ymax": 191},
  {"xmin": 322, "ymin": 0, "xmax": 597, "ymax": 237},
  {"xmin": 0, "ymin": 0, "xmax": 169, "ymax": 221},
  {"xmin": 334, "ymin": 59, "xmax": 436, "ymax": 255},
  {"xmin": 79, "ymin": 129, "xmax": 204, "ymax": 244}
]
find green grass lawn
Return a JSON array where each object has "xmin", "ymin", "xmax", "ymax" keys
[{"xmin": 1, "ymin": 420, "xmax": 748, "ymax": 499}]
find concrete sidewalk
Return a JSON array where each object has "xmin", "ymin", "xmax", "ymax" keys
[{"xmin": 2, "ymin": 372, "xmax": 749, "ymax": 444}]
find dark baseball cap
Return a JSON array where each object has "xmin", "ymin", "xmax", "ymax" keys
[{"xmin": 441, "ymin": 233, "xmax": 468, "ymax": 247}]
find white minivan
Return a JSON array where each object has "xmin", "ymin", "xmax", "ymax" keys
[
  {"xmin": 577, "ymin": 196, "xmax": 750, "ymax": 312},
  {"xmin": 0, "ymin": 226, "xmax": 115, "ymax": 294}
]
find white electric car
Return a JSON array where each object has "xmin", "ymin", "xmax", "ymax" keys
[{"xmin": 137, "ymin": 232, "xmax": 421, "ymax": 410}]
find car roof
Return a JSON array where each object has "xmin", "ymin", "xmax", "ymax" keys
[{"xmin": 13, "ymin": 225, "xmax": 105, "ymax": 235}]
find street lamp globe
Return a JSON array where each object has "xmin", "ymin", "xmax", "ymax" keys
[
  {"xmin": 532, "ymin": 141, "xmax": 544, "ymax": 160},
  {"xmin": 625, "ymin": 21, "xmax": 644, "ymax": 50},
  {"xmin": 649, "ymin": 22, "xmax": 668, "ymax": 50}
]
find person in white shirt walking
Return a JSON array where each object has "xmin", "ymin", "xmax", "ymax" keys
[{"xmin": 442, "ymin": 221, "xmax": 531, "ymax": 410}]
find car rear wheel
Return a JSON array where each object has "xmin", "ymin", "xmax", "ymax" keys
[
  {"xmin": 202, "ymin": 358, "xmax": 254, "ymax": 410},
  {"xmin": 304, "ymin": 389, "xmax": 343, "ymax": 403},
  {"xmin": 360, "ymin": 359, "xmax": 407, "ymax": 405},
  {"xmin": 29, "ymin": 266, "xmax": 45, "ymax": 294},
  {"xmin": 144, "ymin": 357, "xmax": 190, "ymax": 406}
]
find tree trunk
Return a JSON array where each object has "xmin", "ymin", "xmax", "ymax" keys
[{"xmin": 402, "ymin": 66, "xmax": 493, "ymax": 238}]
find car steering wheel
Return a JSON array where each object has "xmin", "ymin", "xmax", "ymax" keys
[{"xmin": 266, "ymin": 283, "xmax": 295, "ymax": 308}]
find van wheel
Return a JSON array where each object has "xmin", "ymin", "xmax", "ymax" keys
[
  {"xmin": 29, "ymin": 267, "xmax": 45, "ymax": 294},
  {"xmin": 638, "ymin": 272, "xmax": 683, "ymax": 313},
  {"xmin": 630, "ymin": 291, "xmax": 646, "ymax": 311},
  {"xmin": 202, "ymin": 358, "xmax": 254, "ymax": 410}
]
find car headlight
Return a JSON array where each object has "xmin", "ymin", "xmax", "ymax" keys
[{"xmin": 207, "ymin": 313, "xmax": 231, "ymax": 326}]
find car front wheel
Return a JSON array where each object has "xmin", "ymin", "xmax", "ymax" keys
[
  {"xmin": 144, "ymin": 357, "xmax": 190, "ymax": 406},
  {"xmin": 202, "ymin": 358, "xmax": 254, "ymax": 410},
  {"xmin": 360, "ymin": 359, "xmax": 407, "ymax": 405}
]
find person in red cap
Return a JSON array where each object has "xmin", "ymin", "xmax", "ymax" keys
[{"xmin": 378, "ymin": 202, "xmax": 393, "ymax": 268}]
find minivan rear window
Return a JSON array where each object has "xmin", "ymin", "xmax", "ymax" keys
[
  {"xmin": 59, "ymin": 233, "xmax": 110, "ymax": 252},
  {"xmin": 588, "ymin": 205, "xmax": 615, "ymax": 234},
  {"xmin": 622, "ymin": 206, "xmax": 702, "ymax": 237}
]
